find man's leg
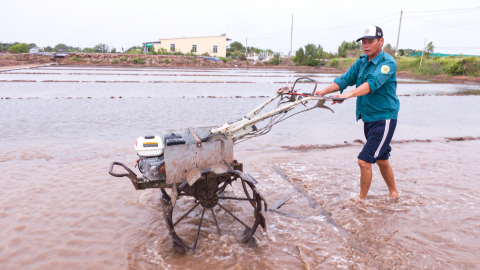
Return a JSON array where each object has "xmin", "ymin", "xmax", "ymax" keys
[
  {"xmin": 358, "ymin": 159, "xmax": 372, "ymax": 200},
  {"xmin": 376, "ymin": 159, "xmax": 398, "ymax": 198}
]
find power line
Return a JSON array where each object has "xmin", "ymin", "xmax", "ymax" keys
[
  {"xmin": 404, "ymin": 6, "xmax": 480, "ymax": 13},
  {"xmin": 411, "ymin": 17, "xmax": 480, "ymax": 32},
  {"xmin": 436, "ymin": 46, "xmax": 480, "ymax": 50},
  {"xmin": 294, "ymin": 12, "xmax": 399, "ymax": 31},
  {"xmin": 248, "ymin": 30, "xmax": 291, "ymax": 40},
  {"xmin": 403, "ymin": 8, "xmax": 480, "ymax": 19},
  {"xmin": 293, "ymin": 17, "xmax": 400, "ymax": 35}
]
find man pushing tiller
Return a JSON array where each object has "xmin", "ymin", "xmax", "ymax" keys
[{"xmin": 316, "ymin": 25, "xmax": 400, "ymax": 201}]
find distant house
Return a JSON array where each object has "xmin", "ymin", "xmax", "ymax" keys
[{"xmin": 144, "ymin": 35, "xmax": 231, "ymax": 57}]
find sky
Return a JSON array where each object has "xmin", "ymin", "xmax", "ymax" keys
[{"xmin": 1, "ymin": 0, "xmax": 480, "ymax": 55}]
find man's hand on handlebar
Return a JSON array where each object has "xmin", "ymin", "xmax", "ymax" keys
[{"xmin": 331, "ymin": 93, "xmax": 349, "ymax": 105}]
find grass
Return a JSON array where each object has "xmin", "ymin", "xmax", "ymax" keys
[
  {"xmin": 328, "ymin": 58, "xmax": 355, "ymax": 69},
  {"xmin": 111, "ymin": 59, "xmax": 119, "ymax": 64},
  {"xmin": 454, "ymin": 89, "xmax": 480, "ymax": 95},
  {"xmin": 264, "ymin": 58, "xmax": 280, "ymax": 65},
  {"xmin": 125, "ymin": 50, "xmax": 144, "ymax": 55},
  {"xmin": 71, "ymin": 56, "xmax": 84, "ymax": 62},
  {"xmin": 396, "ymin": 56, "xmax": 480, "ymax": 77}
]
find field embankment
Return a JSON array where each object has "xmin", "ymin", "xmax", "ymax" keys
[{"xmin": 2, "ymin": 53, "xmax": 480, "ymax": 84}]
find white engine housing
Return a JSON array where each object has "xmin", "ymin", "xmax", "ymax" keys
[{"xmin": 135, "ymin": 136, "xmax": 165, "ymax": 157}]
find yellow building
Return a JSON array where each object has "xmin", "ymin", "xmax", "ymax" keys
[{"xmin": 149, "ymin": 35, "xmax": 231, "ymax": 57}]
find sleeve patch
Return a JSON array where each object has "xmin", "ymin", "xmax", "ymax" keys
[{"xmin": 381, "ymin": 65, "xmax": 390, "ymax": 74}]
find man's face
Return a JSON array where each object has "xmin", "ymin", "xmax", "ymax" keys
[{"xmin": 362, "ymin": 38, "xmax": 384, "ymax": 59}]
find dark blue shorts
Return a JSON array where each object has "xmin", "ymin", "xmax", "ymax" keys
[{"xmin": 358, "ymin": 119, "xmax": 397, "ymax": 164}]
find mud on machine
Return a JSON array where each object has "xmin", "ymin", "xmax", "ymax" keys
[{"xmin": 109, "ymin": 77, "xmax": 344, "ymax": 253}]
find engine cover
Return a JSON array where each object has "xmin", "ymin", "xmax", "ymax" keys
[{"xmin": 138, "ymin": 155, "xmax": 166, "ymax": 181}]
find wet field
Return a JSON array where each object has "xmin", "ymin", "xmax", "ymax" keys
[{"xmin": 1, "ymin": 67, "xmax": 480, "ymax": 269}]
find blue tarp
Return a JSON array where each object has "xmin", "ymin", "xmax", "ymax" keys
[{"xmin": 201, "ymin": 56, "xmax": 220, "ymax": 62}]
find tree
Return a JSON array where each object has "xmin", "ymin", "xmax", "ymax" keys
[
  {"xmin": 82, "ymin": 47, "xmax": 96, "ymax": 53},
  {"xmin": 8, "ymin": 43, "xmax": 29, "ymax": 53},
  {"xmin": 229, "ymin": 41, "xmax": 245, "ymax": 52},
  {"xmin": 292, "ymin": 47, "xmax": 305, "ymax": 63},
  {"xmin": 94, "ymin": 43, "xmax": 109, "ymax": 53},
  {"xmin": 337, "ymin": 40, "xmax": 361, "ymax": 58},
  {"xmin": 54, "ymin": 43, "xmax": 69, "ymax": 51},
  {"xmin": 384, "ymin": 43, "xmax": 395, "ymax": 57},
  {"xmin": 111, "ymin": 47, "xmax": 117, "ymax": 53},
  {"xmin": 426, "ymin": 41, "xmax": 434, "ymax": 54}
]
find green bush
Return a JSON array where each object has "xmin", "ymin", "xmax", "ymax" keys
[
  {"xmin": 448, "ymin": 60, "xmax": 464, "ymax": 75},
  {"xmin": 329, "ymin": 59, "xmax": 339, "ymax": 68},
  {"xmin": 8, "ymin": 43, "xmax": 29, "ymax": 53},
  {"xmin": 158, "ymin": 48, "xmax": 170, "ymax": 55},
  {"xmin": 119, "ymin": 56, "xmax": 127, "ymax": 61},
  {"xmin": 218, "ymin": 57, "xmax": 229, "ymax": 63},
  {"xmin": 301, "ymin": 59, "xmax": 318, "ymax": 67},
  {"xmin": 264, "ymin": 58, "xmax": 280, "ymax": 65},
  {"xmin": 165, "ymin": 59, "xmax": 170, "ymax": 64},
  {"xmin": 193, "ymin": 59, "xmax": 198, "ymax": 63},
  {"xmin": 111, "ymin": 59, "xmax": 119, "ymax": 64},
  {"xmin": 132, "ymin": 57, "xmax": 145, "ymax": 64}
]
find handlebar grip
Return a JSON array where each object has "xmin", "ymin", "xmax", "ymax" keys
[
  {"xmin": 109, "ymin": 162, "xmax": 130, "ymax": 177},
  {"xmin": 324, "ymin": 95, "xmax": 344, "ymax": 102}
]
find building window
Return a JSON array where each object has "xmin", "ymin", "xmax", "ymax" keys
[
  {"xmin": 213, "ymin": 45, "xmax": 218, "ymax": 53},
  {"xmin": 192, "ymin": 45, "xmax": 197, "ymax": 53},
  {"xmin": 170, "ymin": 44, "xmax": 175, "ymax": 52}
]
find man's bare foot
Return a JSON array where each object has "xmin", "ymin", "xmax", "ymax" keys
[
  {"xmin": 356, "ymin": 196, "xmax": 367, "ymax": 204},
  {"xmin": 389, "ymin": 191, "xmax": 399, "ymax": 198}
]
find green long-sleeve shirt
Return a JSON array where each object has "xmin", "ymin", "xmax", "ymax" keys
[{"xmin": 333, "ymin": 51, "xmax": 400, "ymax": 122}]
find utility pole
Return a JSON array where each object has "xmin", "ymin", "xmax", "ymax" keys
[
  {"xmin": 246, "ymin": 37, "xmax": 248, "ymax": 56},
  {"xmin": 395, "ymin": 10, "xmax": 403, "ymax": 57},
  {"xmin": 420, "ymin": 38, "xmax": 426, "ymax": 68},
  {"xmin": 290, "ymin": 13, "xmax": 293, "ymax": 58}
]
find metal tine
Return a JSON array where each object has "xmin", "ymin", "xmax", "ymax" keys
[
  {"xmin": 173, "ymin": 201, "xmax": 201, "ymax": 227},
  {"xmin": 217, "ymin": 203, "xmax": 251, "ymax": 230},
  {"xmin": 192, "ymin": 206, "xmax": 206, "ymax": 250},
  {"xmin": 210, "ymin": 208, "xmax": 221, "ymax": 236},
  {"xmin": 218, "ymin": 197, "xmax": 256, "ymax": 201}
]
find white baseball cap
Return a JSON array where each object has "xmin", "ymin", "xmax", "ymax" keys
[{"xmin": 356, "ymin": 25, "xmax": 383, "ymax": 42}]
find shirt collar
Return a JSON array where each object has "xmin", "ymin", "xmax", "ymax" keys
[{"xmin": 360, "ymin": 50, "xmax": 384, "ymax": 65}]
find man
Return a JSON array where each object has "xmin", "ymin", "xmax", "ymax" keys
[{"xmin": 315, "ymin": 25, "xmax": 400, "ymax": 200}]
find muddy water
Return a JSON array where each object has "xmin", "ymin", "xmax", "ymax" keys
[{"xmin": 1, "ymin": 67, "xmax": 480, "ymax": 269}]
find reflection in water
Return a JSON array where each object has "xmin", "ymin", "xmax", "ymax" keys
[{"xmin": 1, "ymin": 67, "xmax": 480, "ymax": 269}]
